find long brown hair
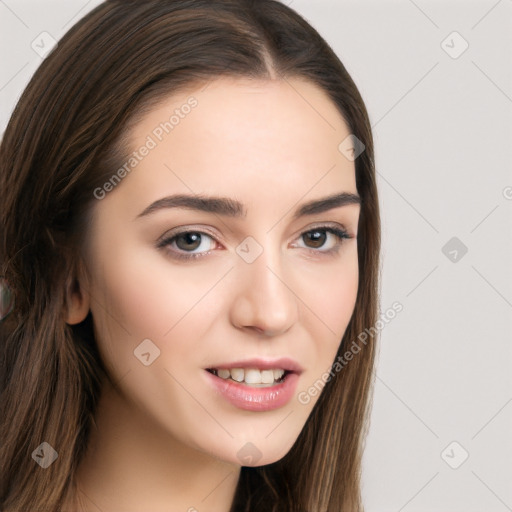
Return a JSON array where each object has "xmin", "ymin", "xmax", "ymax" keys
[{"xmin": 0, "ymin": 1, "xmax": 380, "ymax": 510}]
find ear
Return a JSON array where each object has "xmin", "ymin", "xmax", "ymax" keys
[{"xmin": 65, "ymin": 261, "xmax": 91, "ymax": 325}]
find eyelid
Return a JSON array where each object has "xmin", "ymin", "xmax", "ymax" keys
[
  {"xmin": 156, "ymin": 221, "xmax": 353, "ymax": 260},
  {"xmin": 157, "ymin": 220, "xmax": 352, "ymax": 241},
  {"xmin": 292, "ymin": 221, "xmax": 351, "ymax": 238},
  {"xmin": 156, "ymin": 225, "xmax": 222, "ymax": 246}
]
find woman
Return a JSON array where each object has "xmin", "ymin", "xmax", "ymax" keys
[{"xmin": 0, "ymin": 0, "xmax": 380, "ymax": 510}]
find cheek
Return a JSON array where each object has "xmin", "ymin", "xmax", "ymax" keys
[
  {"xmin": 299, "ymin": 248, "xmax": 359, "ymax": 339},
  {"xmin": 296, "ymin": 249, "xmax": 359, "ymax": 384},
  {"xmin": 87, "ymin": 246, "xmax": 230, "ymax": 364}
]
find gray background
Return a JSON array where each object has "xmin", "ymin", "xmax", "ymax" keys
[{"xmin": 1, "ymin": 0, "xmax": 511, "ymax": 510}]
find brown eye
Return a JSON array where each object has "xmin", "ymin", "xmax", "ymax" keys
[
  {"xmin": 157, "ymin": 230, "xmax": 217, "ymax": 260},
  {"xmin": 174, "ymin": 232, "xmax": 203, "ymax": 251},
  {"xmin": 293, "ymin": 226, "xmax": 350, "ymax": 254},
  {"xmin": 303, "ymin": 230, "xmax": 327, "ymax": 248}
]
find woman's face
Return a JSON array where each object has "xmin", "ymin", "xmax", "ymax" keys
[{"xmin": 81, "ymin": 77, "xmax": 360, "ymax": 467}]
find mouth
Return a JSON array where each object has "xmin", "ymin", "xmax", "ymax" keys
[
  {"xmin": 203, "ymin": 358, "xmax": 303, "ymax": 411},
  {"xmin": 205, "ymin": 367, "xmax": 291, "ymax": 387},
  {"xmin": 205, "ymin": 357, "xmax": 303, "ymax": 387}
]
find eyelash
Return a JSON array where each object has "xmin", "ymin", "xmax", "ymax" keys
[{"xmin": 157, "ymin": 225, "xmax": 352, "ymax": 261}]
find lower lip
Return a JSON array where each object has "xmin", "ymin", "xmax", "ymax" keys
[{"xmin": 204, "ymin": 370, "xmax": 299, "ymax": 412}]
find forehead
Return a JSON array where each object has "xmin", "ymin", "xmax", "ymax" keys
[{"xmin": 104, "ymin": 77, "xmax": 357, "ymax": 216}]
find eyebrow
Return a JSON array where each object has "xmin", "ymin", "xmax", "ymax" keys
[{"xmin": 136, "ymin": 191, "xmax": 361, "ymax": 220}]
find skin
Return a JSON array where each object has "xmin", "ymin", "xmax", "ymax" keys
[{"xmin": 65, "ymin": 76, "xmax": 360, "ymax": 512}]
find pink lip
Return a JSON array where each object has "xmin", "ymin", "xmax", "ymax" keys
[
  {"xmin": 205, "ymin": 357, "xmax": 304, "ymax": 373},
  {"xmin": 204, "ymin": 370, "xmax": 300, "ymax": 412}
]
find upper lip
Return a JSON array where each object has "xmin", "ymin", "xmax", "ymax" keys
[{"xmin": 206, "ymin": 357, "xmax": 304, "ymax": 374}]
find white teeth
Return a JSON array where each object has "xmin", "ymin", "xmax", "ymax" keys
[
  {"xmin": 261, "ymin": 370, "xmax": 274, "ymax": 384},
  {"xmin": 217, "ymin": 368, "xmax": 231, "ymax": 379},
  {"xmin": 273, "ymin": 369, "xmax": 285, "ymax": 380},
  {"xmin": 211, "ymin": 367, "xmax": 287, "ymax": 386},
  {"xmin": 245, "ymin": 369, "xmax": 262, "ymax": 384},
  {"xmin": 230, "ymin": 368, "xmax": 245, "ymax": 382}
]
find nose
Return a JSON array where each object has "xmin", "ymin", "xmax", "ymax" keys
[{"xmin": 228, "ymin": 247, "xmax": 299, "ymax": 337}]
